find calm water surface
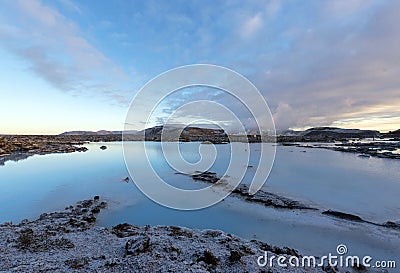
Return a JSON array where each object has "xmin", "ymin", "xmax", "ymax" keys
[{"xmin": 0, "ymin": 142, "xmax": 399, "ymax": 260}]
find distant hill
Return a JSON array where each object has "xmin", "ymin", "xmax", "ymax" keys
[
  {"xmin": 60, "ymin": 130, "xmax": 137, "ymax": 136},
  {"xmin": 141, "ymin": 125, "xmax": 227, "ymax": 141},
  {"xmin": 277, "ymin": 127, "xmax": 381, "ymax": 141},
  {"xmin": 276, "ymin": 129, "xmax": 303, "ymax": 136},
  {"xmin": 300, "ymin": 127, "xmax": 380, "ymax": 139},
  {"xmin": 61, "ymin": 126, "xmax": 386, "ymax": 140},
  {"xmin": 59, "ymin": 126, "xmax": 226, "ymax": 140},
  {"xmin": 383, "ymin": 129, "xmax": 400, "ymax": 138}
]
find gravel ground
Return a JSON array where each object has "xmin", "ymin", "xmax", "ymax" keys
[{"xmin": 0, "ymin": 197, "xmax": 377, "ymax": 273}]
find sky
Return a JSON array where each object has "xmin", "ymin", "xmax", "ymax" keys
[{"xmin": 0, "ymin": 0, "xmax": 400, "ymax": 134}]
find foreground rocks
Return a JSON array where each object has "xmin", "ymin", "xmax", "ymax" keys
[{"xmin": 0, "ymin": 197, "xmax": 361, "ymax": 273}]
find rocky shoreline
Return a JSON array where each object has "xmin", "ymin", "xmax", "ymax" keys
[
  {"xmin": 0, "ymin": 135, "xmax": 123, "ymax": 166},
  {"xmin": 281, "ymin": 141, "xmax": 400, "ymax": 160},
  {"xmin": 2, "ymin": 131, "xmax": 399, "ymax": 166},
  {"xmin": 0, "ymin": 196, "xmax": 359, "ymax": 273}
]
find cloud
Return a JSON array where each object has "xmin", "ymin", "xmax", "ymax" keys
[
  {"xmin": 236, "ymin": 1, "xmax": 400, "ymax": 131},
  {"xmin": 265, "ymin": 0, "xmax": 280, "ymax": 17},
  {"xmin": 324, "ymin": 0, "xmax": 371, "ymax": 18},
  {"xmin": 1, "ymin": 0, "xmax": 399, "ymax": 132},
  {"xmin": 57, "ymin": 0, "xmax": 82, "ymax": 14},
  {"xmin": 273, "ymin": 102, "xmax": 300, "ymax": 131},
  {"xmin": 116, "ymin": 0, "xmax": 400, "ymax": 131},
  {"xmin": 239, "ymin": 13, "xmax": 263, "ymax": 39},
  {"xmin": 149, "ymin": 0, "xmax": 400, "ymax": 132},
  {"xmin": 0, "ymin": 0, "xmax": 133, "ymax": 104}
]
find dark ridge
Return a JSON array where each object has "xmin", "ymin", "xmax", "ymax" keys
[
  {"xmin": 322, "ymin": 210, "xmax": 364, "ymax": 222},
  {"xmin": 189, "ymin": 171, "xmax": 316, "ymax": 210}
]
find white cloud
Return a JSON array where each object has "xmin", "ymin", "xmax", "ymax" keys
[
  {"xmin": 243, "ymin": 1, "xmax": 400, "ymax": 131},
  {"xmin": 1, "ymin": 0, "xmax": 399, "ymax": 131},
  {"xmin": 265, "ymin": 0, "xmax": 280, "ymax": 17},
  {"xmin": 325, "ymin": 0, "xmax": 372, "ymax": 18},
  {"xmin": 0, "ymin": 0, "xmax": 132, "ymax": 104},
  {"xmin": 58, "ymin": 0, "xmax": 82, "ymax": 14},
  {"xmin": 240, "ymin": 13, "xmax": 263, "ymax": 39}
]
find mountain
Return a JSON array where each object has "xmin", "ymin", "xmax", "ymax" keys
[
  {"xmin": 300, "ymin": 127, "xmax": 380, "ymax": 139},
  {"xmin": 60, "ymin": 130, "xmax": 137, "ymax": 136},
  {"xmin": 141, "ymin": 125, "xmax": 227, "ymax": 141},
  {"xmin": 383, "ymin": 129, "xmax": 400, "ymax": 138},
  {"xmin": 60, "ymin": 126, "xmax": 385, "ymax": 141},
  {"xmin": 276, "ymin": 129, "xmax": 303, "ymax": 136},
  {"xmin": 59, "ymin": 126, "xmax": 227, "ymax": 142}
]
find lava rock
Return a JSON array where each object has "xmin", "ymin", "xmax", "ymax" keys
[{"xmin": 125, "ymin": 235, "xmax": 151, "ymax": 255}]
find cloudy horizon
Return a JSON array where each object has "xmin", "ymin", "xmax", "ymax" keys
[{"xmin": 1, "ymin": 0, "xmax": 400, "ymax": 134}]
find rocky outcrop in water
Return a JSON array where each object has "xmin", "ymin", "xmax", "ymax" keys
[
  {"xmin": 190, "ymin": 172, "xmax": 400, "ymax": 234},
  {"xmin": 322, "ymin": 210, "xmax": 400, "ymax": 231},
  {"xmin": 322, "ymin": 210, "xmax": 366, "ymax": 222},
  {"xmin": 190, "ymin": 172, "xmax": 316, "ymax": 210}
]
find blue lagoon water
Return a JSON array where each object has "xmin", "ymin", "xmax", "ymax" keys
[{"xmin": 0, "ymin": 142, "xmax": 399, "ymax": 261}]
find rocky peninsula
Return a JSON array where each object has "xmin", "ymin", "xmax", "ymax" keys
[{"xmin": 0, "ymin": 134, "xmax": 120, "ymax": 166}]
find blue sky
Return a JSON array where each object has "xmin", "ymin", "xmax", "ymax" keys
[{"xmin": 1, "ymin": 0, "xmax": 400, "ymax": 134}]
